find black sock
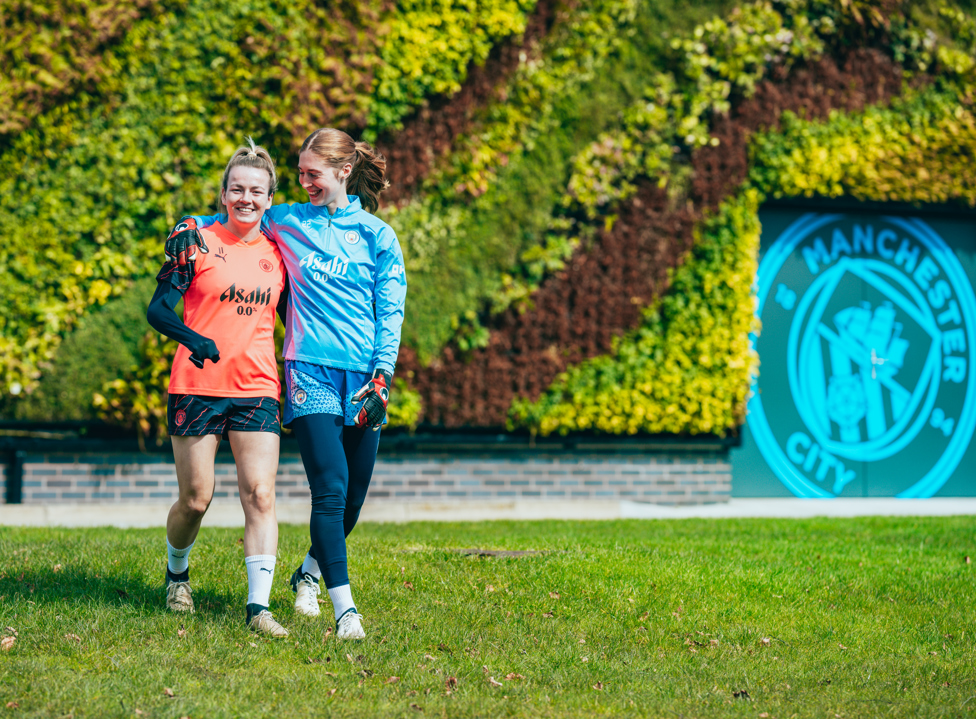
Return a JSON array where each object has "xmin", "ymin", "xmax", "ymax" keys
[{"xmin": 166, "ymin": 567, "xmax": 189, "ymax": 583}]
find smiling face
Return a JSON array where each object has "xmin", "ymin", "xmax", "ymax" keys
[
  {"xmin": 298, "ymin": 150, "xmax": 352, "ymax": 207},
  {"xmin": 220, "ymin": 166, "xmax": 273, "ymax": 227}
]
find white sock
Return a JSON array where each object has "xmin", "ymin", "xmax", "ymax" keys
[
  {"xmin": 166, "ymin": 539, "xmax": 194, "ymax": 575},
  {"xmin": 327, "ymin": 584, "xmax": 356, "ymax": 621},
  {"xmin": 245, "ymin": 555, "xmax": 276, "ymax": 607},
  {"xmin": 302, "ymin": 552, "xmax": 322, "ymax": 580}
]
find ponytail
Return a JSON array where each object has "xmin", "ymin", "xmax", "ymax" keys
[{"xmin": 300, "ymin": 128, "xmax": 389, "ymax": 212}]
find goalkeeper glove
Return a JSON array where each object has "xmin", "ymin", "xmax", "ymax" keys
[
  {"xmin": 187, "ymin": 337, "xmax": 220, "ymax": 369},
  {"xmin": 352, "ymin": 369, "xmax": 392, "ymax": 430},
  {"xmin": 164, "ymin": 217, "xmax": 209, "ymax": 284}
]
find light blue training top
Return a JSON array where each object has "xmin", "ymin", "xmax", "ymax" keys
[{"xmin": 194, "ymin": 195, "xmax": 407, "ymax": 374}]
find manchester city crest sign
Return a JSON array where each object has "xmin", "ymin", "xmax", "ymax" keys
[{"xmin": 748, "ymin": 213, "xmax": 976, "ymax": 498}]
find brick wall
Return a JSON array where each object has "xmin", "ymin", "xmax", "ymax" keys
[{"xmin": 0, "ymin": 451, "xmax": 731, "ymax": 505}]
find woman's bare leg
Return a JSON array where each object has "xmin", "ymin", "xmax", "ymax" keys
[
  {"xmin": 167, "ymin": 434, "xmax": 220, "ymax": 550},
  {"xmin": 230, "ymin": 430, "xmax": 287, "ymax": 637}
]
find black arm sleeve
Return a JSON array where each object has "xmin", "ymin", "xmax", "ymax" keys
[
  {"xmin": 276, "ymin": 277, "xmax": 289, "ymax": 325},
  {"xmin": 146, "ymin": 281, "xmax": 213, "ymax": 355}
]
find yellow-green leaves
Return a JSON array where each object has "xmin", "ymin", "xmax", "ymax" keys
[{"xmin": 509, "ymin": 192, "xmax": 761, "ymax": 436}]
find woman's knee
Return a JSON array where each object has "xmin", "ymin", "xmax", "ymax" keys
[
  {"xmin": 242, "ymin": 484, "xmax": 276, "ymax": 515},
  {"xmin": 179, "ymin": 491, "xmax": 213, "ymax": 518}
]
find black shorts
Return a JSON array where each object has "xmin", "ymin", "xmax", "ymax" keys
[{"xmin": 167, "ymin": 394, "xmax": 281, "ymax": 436}]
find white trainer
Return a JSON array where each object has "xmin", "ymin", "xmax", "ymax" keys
[
  {"xmin": 290, "ymin": 567, "xmax": 321, "ymax": 618},
  {"xmin": 336, "ymin": 610, "xmax": 365, "ymax": 640}
]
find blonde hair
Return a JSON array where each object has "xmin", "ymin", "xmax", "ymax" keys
[
  {"xmin": 299, "ymin": 128, "xmax": 389, "ymax": 212},
  {"xmin": 218, "ymin": 137, "xmax": 277, "ymax": 211}
]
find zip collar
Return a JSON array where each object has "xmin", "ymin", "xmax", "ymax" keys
[{"xmin": 308, "ymin": 195, "xmax": 362, "ymax": 219}]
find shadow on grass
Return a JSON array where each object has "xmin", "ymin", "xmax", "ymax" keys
[{"xmin": 0, "ymin": 566, "xmax": 239, "ymax": 618}]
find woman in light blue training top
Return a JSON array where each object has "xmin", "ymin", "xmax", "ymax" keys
[{"xmin": 165, "ymin": 128, "xmax": 407, "ymax": 640}]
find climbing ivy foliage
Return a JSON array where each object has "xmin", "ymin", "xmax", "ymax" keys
[
  {"xmin": 508, "ymin": 0, "xmax": 976, "ymax": 436},
  {"xmin": 0, "ymin": 0, "xmax": 540, "ymax": 421},
  {"xmin": 4, "ymin": 0, "xmax": 976, "ymax": 440},
  {"xmin": 366, "ymin": 0, "xmax": 537, "ymax": 138},
  {"xmin": 510, "ymin": 192, "xmax": 762, "ymax": 436}
]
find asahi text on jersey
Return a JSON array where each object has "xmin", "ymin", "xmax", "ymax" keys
[
  {"xmin": 219, "ymin": 283, "xmax": 273, "ymax": 305},
  {"xmin": 299, "ymin": 251, "xmax": 349, "ymax": 282}
]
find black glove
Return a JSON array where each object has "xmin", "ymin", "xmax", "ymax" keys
[
  {"xmin": 164, "ymin": 217, "xmax": 209, "ymax": 284},
  {"xmin": 352, "ymin": 369, "xmax": 391, "ymax": 430},
  {"xmin": 187, "ymin": 337, "xmax": 220, "ymax": 369}
]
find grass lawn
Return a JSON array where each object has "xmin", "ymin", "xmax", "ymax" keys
[{"xmin": 0, "ymin": 517, "xmax": 974, "ymax": 718}]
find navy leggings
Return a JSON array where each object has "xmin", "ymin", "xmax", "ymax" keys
[{"xmin": 293, "ymin": 414, "xmax": 380, "ymax": 589}]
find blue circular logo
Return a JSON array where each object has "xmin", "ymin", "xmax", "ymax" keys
[{"xmin": 748, "ymin": 214, "xmax": 976, "ymax": 497}]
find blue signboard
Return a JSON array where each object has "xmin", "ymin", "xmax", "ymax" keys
[{"xmin": 733, "ymin": 206, "xmax": 976, "ymax": 497}]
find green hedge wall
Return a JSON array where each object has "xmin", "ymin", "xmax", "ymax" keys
[
  {"xmin": 3, "ymin": 0, "xmax": 975, "ymax": 440},
  {"xmin": 508, "ymin": 1, "xmax": 976, "ymax": 436},
  {"xmin": 0, "ymin": 0, "xmax": 537, "ymax": 415}
]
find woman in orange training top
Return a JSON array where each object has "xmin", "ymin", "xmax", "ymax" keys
[{"xmin": 146, "ymin": 138, "xmax": 288, "ymax": 637}]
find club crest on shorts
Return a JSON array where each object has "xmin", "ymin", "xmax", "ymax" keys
[
  {"xmin": 294, "ymin": 388, "xmax": 307, "ymax": 406},
  {"xmin": 748, "ymin": 214, "xmax": 976, "ymax": 498},
  {"xmin": 175, "ymin": 410, "xmax": 187, "ymax": 427},
  {"xmin": 258, "ymin": 259, "xmax": 274, "ymax": 273},
  {"xmin": 343, "ymin": 230, "xmax": 360, "ymax": 245}
]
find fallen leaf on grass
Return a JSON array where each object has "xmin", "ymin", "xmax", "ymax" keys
[
  {"xmin": 505, "ymin": 673, "xmax": 525, "ymax": 681},
  {"xmin": 639, "ymin": 611, "xmax": 650, "ymax": 621},
  {"xmin": 1, "ymin": 637, "xmax": 14, "ymax": 651},
  {"xmin": 386, "ymin": 676, "xmax": 400, "ymax": 684},
  {"xmin": 317, "ymin": 598, "xmax": 326, "ymax": 604},
  {"xmin": 163, "ymin": 687, "xmax": 175, "ymax": 698},
  {"xmin": 327, "ymin": 688, "xmax": 336, "ymax": 698},
  {"xmin": 542, "ymin": 612, "xmax": 554, "ymax": 618},
  {"xmin": 445, "ymin": 676, "xmax": 458, "ymax": 690},
  {"xmin": 360, "ymin": 669, "xmax": 373, "ymax": 678},
  {"xmin": 485, "ymin": 585, "xmax": 495, "ymax": 593},
  {"xmin": 409, "ymin": 703, "xmax": 423, "ymax": 711},
  {"xmin": 579, "ymin": 638, "xmax": 586, "ymax": 645},
  {"xmin": 733, "ymin": 689, "xmax": 750, "ymax": 700},
  {"xmin": 403, "ymin": 581, "xmax": 414, "ymax": 591},
  {"xmin": 323, "ymin": 628, "xmax": 333, "ymax": 640},
  {"xmin": 53, "ymin": 564, "xmax": 62, "ymax": 572},
  {"xmin": 759, "ymin": 713, "xmax": 769, "ymax": 718},
  {"xmin": 423, "ymin": 654, "xmax": 436, "ymax": 661},
  {"xmin": 134, "ymin": 710, "xmax": 145, "ymax": 716},
  {"xmin": 346, "ymin": 653, "xmax": 354, "ymax": 663},
  {"xmin": 5, "ymin": 701, "xmax": 18, "ymax": 708},
  {"xmin": 549, "ymin": 591, "xmax": 560, "ymax": 599},
  {"xmin": 177, "ymin": 626, "xmax": 186, "ymax": 638},
  {"xmin": 65, "ymin": 634, "xmax": 81, "ymax": 643},
  {"xmin": 966, "ymin": 556, "xmax": 971, "ymax": 564},
  {"xmin": 4, "ymin": 627, "xmax": 16, "ymax": 635},
  {"xmin": 930, "ymin": 651, "xmax": 938, "ymax": 655},
  {"xmin": 237, "ymin": 538, "xmax": 244, "ymax": 545},
  {"xmin": 581, "ymin": 657, "xmax": 589, "ymax": 663},
  {"xmin": 482, "ymin": 665, "xmax": 489, "ymax": 675},
  {"xmin": 488, "ymin": 677, "xmax": 503, "ymax": 688},
  {"xmin": 249, "ymin": 642, "xmax": 257, "ymax": 648},
  {"xmin": 710, "ymin": 639, "xmax": 720, "ymax": 646},
  {"xmin": 760, "ymin": 638, "xmax": 771, "ymax": 646},
  {"xmin": 592, "ymin": 682, "xmax": 604, "ymax": 691}
]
